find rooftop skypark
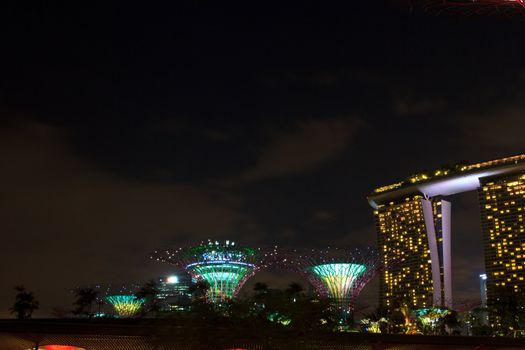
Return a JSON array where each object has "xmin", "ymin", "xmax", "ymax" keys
[{"xmin": 369, "ymin": 153, "xmax": 525, "ymax": 208}]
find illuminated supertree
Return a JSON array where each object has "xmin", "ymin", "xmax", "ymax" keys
[
  {"xmin": 278, "ymin": 247, "xmax": 383, "ymax": 324},
  {"xmin": 410, "ymin": 0, "xmax": 525, "ymax": 16},
  {"xmin": 105, "ymin": 295, "xmax": 145, "ymax": 318},
  {"xmin": 152, "ymin": 240, "xmax": 273, "ymax": 303},
  {"xmin": 73, "ymin": 283, "xmax": 143, "ymax": 318}
]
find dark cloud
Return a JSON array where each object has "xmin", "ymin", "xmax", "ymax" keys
[
  {"xmin": 460, "ymin": 93, "xmax": 525, "ymax": 151},
  {"xmin": 311, "ymin": 209, "xmax": 335, "ymax": 222},
  {"xmin": 228, "ymin": 117, "xmax": 364, "ymax": 185},
  {"xmin": 394, "ymin": 96, "xmax": 448, "ymax": 116},
  {"xmin": 0, "ymin": 122, "xmax": 248, "ymax": 317},
  {"xmin": 0, "ymin": 118, "xmax": 366, "ymax": 317}
]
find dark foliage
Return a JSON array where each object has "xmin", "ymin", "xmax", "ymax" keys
[{"xmin": 10, "ymin": 285, "xmax": 39, "ymax": 319}]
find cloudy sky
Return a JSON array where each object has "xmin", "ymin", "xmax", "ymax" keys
[{"xmin": 1, "ymin": 2, "xmax": 524, "ymax": 317}]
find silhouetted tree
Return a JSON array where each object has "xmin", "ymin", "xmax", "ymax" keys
[
  {"xmin": 467, "ymin": 307, "xmax": 491, "ymax": 336},
  {"xmin": 10, "ymin": 285, "xmax": 39, "ymax": 319},
  {"xmin": 290, "ymin": 297, "xmax": 333, "ymax": 332},
  {"xmin": 390, "ymin": 296, "xmax": 417, "ymax": 334},
  {"xmin": 253, "ymin": 282, "xmax": 269, "ymax": 297},
  {"xmin": 135, "ymin": 279, "xmax": 161, "ymax": 316},
  {"xmin": 189, "ymin": 280, "xmax": 210, "ymax": 302},
  {"xmin": 72, "ymin": 287, "xmax": 99, "ymax": 318},
  {"xmin": 285, "ymin": 282, "xmax": 304, "ymax": 302},
  {"xmin": 443, "ymin": 309, "xmax": 462, "ymax": 335}
]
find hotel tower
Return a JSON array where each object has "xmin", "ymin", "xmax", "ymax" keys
[{"xmin": 368, "ymin": 154, "xmax": 525, "ymax": 321}]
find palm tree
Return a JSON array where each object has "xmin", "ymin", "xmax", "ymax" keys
[
  {"xmin": 72, "ymin": 287, "xmax": 99, "ymax": 317},
  {"xmin": 135, "ymin": 279, "xmax": 160, "ymax": 316},
  {"xmin": 10, "ymin": 285, "xmax": 39, "ymax": 319}
]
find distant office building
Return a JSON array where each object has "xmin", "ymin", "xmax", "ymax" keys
[
  {"xmin": 479, "ymin": 274, "xmax": 488, "ymax": 307},
  {"xmin": 375, "ymin": 195, "xmax": 451, "ymax": 309},
  {"xmin": 478, "ymin": 273, "xmax": 489, "ymax": 326},
  {"xmin": 368, "ymin": 154, "xmax": 525, "ymax": 315},
  {"xmin": 156, "ymin": 273, "xmax": 193, "ymax": 310}
]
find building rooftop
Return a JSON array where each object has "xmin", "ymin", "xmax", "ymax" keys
[{"xmin": 368, "ymin": 153, "xmax": 525, "ymax": 208}]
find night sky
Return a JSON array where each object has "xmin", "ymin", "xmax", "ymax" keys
[{"xmin": 1, "ymin": 2, "xmax": 525, "ymax": 317}]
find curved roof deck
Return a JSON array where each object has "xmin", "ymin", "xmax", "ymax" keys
[{"xmin": 368, "ymin": 154, "xmax": 525, "ymax": 209}]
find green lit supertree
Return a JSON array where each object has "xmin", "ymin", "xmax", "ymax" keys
[
  {"xmin": 152, "ymin": 240, "xmax": 274, "ymax": 303},
  {"xmin": 73, "ymin": 283, "xmax": 143, "ymax": 318},
  {"xmin": 278, "ymin": 247, "xmax": 383, "ymax": 325},
  {"xmin": 105, "ymin": 295, "xmax": 145, "ymax": 318}
]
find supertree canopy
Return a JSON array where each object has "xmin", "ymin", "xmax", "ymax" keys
[
  {"xmin": 152, "ymin": 240, "xmax": 273, "ymax": 303},
  {"xmin": 279, "ymin": 247, "xmax": 383, "ymax": 320},
  {"xmin": 105, "ymin": 295, "xmax": 145, "ymax": 318},
  {"xmin": 411, "ymin": 0, "xmax": 525, "ymax": 16},
  {"xmin": 310, "ymin": 263, "xmax": 367, "ymax": 305},
  {"xmin": 73, "ymin": 283, "xmax": 142, "ymax": 318}
]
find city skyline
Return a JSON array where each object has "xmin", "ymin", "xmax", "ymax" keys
[{"xmin": 2, "ymin": 2, "xmax": 525, "ymax": 317}]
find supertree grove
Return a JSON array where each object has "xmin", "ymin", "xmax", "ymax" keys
[
  {"xmin": 410, "ymin": 0, "xmax": 525, "ymax": 16},
  {"xmin": 278, "ymin": 247, "xmax": 383, "ymax": 324},
  {"xmin": 151, "ymin": 240, "xmax": 274, "ymax": 303}
]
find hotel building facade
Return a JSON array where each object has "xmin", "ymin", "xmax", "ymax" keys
[
  {"xmin": 369, "ymin": 154, "xmax": 525, "ymax": 319},
  {"xmin": 375, "ymin": 196, "xmax": 451, "ymax": 309},
  {"xmin": 479, "ymin": 174, "xmax": 525, "ymax": 304}
]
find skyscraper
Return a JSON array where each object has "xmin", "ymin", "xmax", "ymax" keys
[
  {"xmin": 375, "ymin": 195, "xmax": 451, "ymax": 309},
  {"xmin": 369, "ymin": 154, "xmax": 525, "ymax": 315},
  {"xmin": 479, "ymin": 274, "xmax": 488, "ymax": 308},
  {"xmin": 479, "ymin": 174, "xmax": 525, "ymax": 323},
  {"xmin": 156, "ymin": 274, "xmax": 193, "ymax": 311}
]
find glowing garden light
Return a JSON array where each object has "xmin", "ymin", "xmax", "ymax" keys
[
  {"xmin": 413, "ymin": 307, "xmax": 451, "ymax": 332},
  {"xmin": 105, "ymin": 295, "xmax": 145, "ymax": 318},
  {"xmin": 152, "ymin": 240, "xmax": 274, "ymax": 303},
  {"xmin": 278, "ymin": 247, "xmax": 383, "ymax": 324}
]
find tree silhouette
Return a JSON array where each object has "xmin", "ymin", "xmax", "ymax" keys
[
  {"xmin": 10, "ymin": 285, "xmax": 39, "ymax": 319},
  {"xmin": 135, "ymin": 279, "xmax": 161, "ymax": 316},
  {"xmin": 189, "ymin": 280, "xmax": 210, "ymax": 302},
  {"xmin": 285, "ymin": 282, "xmax": 304, "ymax": 302},
  {"xmin": 72, "ymin": 287, "xmax": 99, "ymax": 318},
  {"xmin": 253, "ymin": 282, "xmax": 269, "ymax": 294},
  {"xmin": 253, "ymin": 282, "xmax": 269, "ymax": 302}
]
